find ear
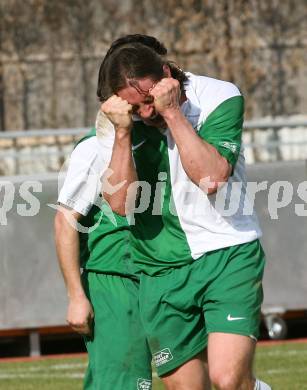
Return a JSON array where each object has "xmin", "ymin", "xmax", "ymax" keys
[{"xmin": 163, "ymin": 64, "xmax": 171, "ymax": 78}]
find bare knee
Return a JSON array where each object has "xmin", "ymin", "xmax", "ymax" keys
[
  {"xmin": 210, "ymin": 375, "xmax": 236, "ymax": 390},
  {"xmin": 208, "ymin": 333, "xmax": 255, "ymax": 390},
  {"xmin": 162, "ymin": 352, "xmax": 208, "ymax": 390},
  {"xmin": 162, "ymin": 372, "xmax": 207, "ymax": 390},
  {"xmin": 163, "ymin": 378, "xmax": 195, "ymax": 390},
  {"xmin": 210, "ymin": 369, "xmax": 250, "ymax": 390}
]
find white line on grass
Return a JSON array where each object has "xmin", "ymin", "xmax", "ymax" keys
[
  {"xmin": 0, "ymin": 362, "xmax": 87, "ymax": 374},
  {"xmin": 257, "ymin": 349, "xmax": 307, "ymax": 357},
  {"xmin": 0, "ymin": 372, "xmax": 159, "ymax": 380},
  {"xmin": 0, "ymin": 372, "xmax": 85, "ymax": 379},
  {"xmin": 264, "ymin": 367, "xmax": 307, "ymax": 375}
]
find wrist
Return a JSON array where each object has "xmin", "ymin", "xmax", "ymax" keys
[
  {"xmin": 162, "ymin": 108, "xmax": 182, "ymax": 123},
  {"xmin": 115, "ymin": 127, "xmax": 132, "ymax": 140},
  {"xmin": 68, "ymin": 288, "xmax": 87, "ymax": 301},
  {"xmin": 114, "ymin": 129, "xmax": 132, "ymax": 148},
  {"xmin": 162, "ymin": 109, "xmax": 186, "ymax": 130}
]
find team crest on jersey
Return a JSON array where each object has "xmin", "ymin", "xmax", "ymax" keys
[
  {"xmin": 219, "ymin": 141, "xmax": 238, "ymax": 154},
  {"xmin": 137, "ymin": 378, "xmax": 152, "ymax": 390},
  {"xmin": 153, "ymin": 348, "xmax": 173, "ymax": 367}
]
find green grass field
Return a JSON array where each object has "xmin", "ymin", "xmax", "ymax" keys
[{"xmin": 0, "ymin": 342, "xmax": 306, "ymax": 389}]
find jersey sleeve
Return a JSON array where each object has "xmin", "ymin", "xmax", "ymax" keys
[
  {"xmin": 57, "ymin": 140, "xmax": 104, "ymax": 216},
  {"xmin": 198, "ymin": 95, "xmax": 244, "ymax": 168}
]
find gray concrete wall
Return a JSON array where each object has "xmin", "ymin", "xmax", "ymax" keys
[
  {"xmin": 1, "ymin": 0, "xmax": 307, "ymax": 131},
  {"xmin": 247, "ymin": 161, "xmax": 307, "ymax": 312},
  {"xmin": 0, "ymin": 174, "xmax": 67, "ymax": 329}
]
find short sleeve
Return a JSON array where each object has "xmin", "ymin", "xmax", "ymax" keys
[
  {"xmin": 198, "ymin": 95, "xmax": 244, "ymax": 167},
  {"xmin": 58, "ymin": 139, "xmax": 106, "ymax": 216}
]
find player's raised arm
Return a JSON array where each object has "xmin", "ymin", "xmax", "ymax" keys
[
  {"xmin": 100, "ymin": 96, "xmax": 138, "ymax": 216},
  {"xmin": 150, "ymin": 75, "xmax": 232, "ymax": 194}
]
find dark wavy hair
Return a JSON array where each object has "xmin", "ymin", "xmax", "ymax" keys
[{"xmin": 97, "ymin": 34, "xmax": 188, "ymax": 102}]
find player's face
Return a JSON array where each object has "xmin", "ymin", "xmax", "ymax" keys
[{"xmin": 117, "ymin": 78, "xmax": 165, "ymax": 127}]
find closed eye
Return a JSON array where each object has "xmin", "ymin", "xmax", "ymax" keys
[
  {"xmin": 131, "ymin": 96, "xmax": 154, "ymax": 114},
  {"xmin": 132, "ymin": 104, "xmax": 140, "ymax": 114}
]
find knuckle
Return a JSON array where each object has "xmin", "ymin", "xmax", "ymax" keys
[{"xmin": 101, "ymin": 104, "xmax": 110, "ymax": 114}]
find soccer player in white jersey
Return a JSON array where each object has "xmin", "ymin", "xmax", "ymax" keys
[{"xmin": 98, "ymin": 34, "xmax": 271, "ymax": 390}]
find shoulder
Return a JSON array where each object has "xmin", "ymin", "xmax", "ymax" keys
[
  {"xmin": 184, "ymin": 72, "xmax": 243, "ymax": 122},
  {"xmin": 73, "ymin": 133, "xmax": 114, "ymax": 157},
  {"xmin": 73, "ymin": 135, "xmax": 100, "ymax": 155},
  {"xmin": 69, "ymin": 136, "xmax": 107, "ymax": 170},
  {"xmin": 186, "ymin": 72, "xmax": 241, "ymax": 99}
]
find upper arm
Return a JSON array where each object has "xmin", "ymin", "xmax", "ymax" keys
[{"xmin": 57, "ymin": 140, "xmax": 105, "ymax": 216}]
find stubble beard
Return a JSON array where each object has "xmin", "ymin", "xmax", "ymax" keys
[{"xmin": 143, "ymin": 113, "xmax": 167, "ymax": 129}]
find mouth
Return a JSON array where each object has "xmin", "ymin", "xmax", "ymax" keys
[
  {"xmin": 132, "ymin": 111, "xmax": 159, "ymax": 122},
  {"xmin": 144, "ymin": 115, "xmax": 167, "ymax": 129},
  {"xmin": 132, "ymin": 112, "xmax": 167, "ymax": 128},
  {"xmin": 148, "ymin": 112, "xmax": 159, "ymax": 120}
]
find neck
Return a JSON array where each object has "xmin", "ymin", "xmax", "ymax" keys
[{"xmin": 179, "ymin": 90, "xmax": 187, "ymax": 105}]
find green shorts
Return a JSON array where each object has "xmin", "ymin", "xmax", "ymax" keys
[
  {"xmin": 139, "ymin": 239, "xmax": 265, "ymax": 376},
  {"xmin": 82, "ymin": 271, "xmax": 152, "ymax": 390}
]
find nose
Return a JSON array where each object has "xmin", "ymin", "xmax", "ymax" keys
[{"xmin": 137, "ymin": 104, "xmax": 155, "ymax": 119}]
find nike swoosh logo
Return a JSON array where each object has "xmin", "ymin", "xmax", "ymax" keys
[
  {"xmin": 227, "ymin": 314, "xmax": 246, "ymax": 321},
  {"xmin": 132, "ymin": 139, "xmax": 146, "ymax": 151}
]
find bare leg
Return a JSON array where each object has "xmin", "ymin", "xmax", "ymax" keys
[
  {"xmin": 208, "ymin": 333, "xmax": 256, "ymax": 390},
  {"xmin": 161, "ymin": 350, "xmax": 211, "ymax": 390}
]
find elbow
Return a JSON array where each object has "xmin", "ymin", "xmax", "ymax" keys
[
  {"xmin": 211, "ymin": 159, "xmax": 232, "ymax": 194},
  {"xmin": 200, "ymin": 161, "xmax": 231, "ymax": 195},
  {"xmin": 54, "ymin": 206, "xmax": 81, "ymax": 235},
  {"xmin": 199, "ymin": 178, "xmax": 221, "ymax": 195},
  {"xmin": 209, "ymin": 171, "xmax": 230, "ymax": 195},
  {"xmin": 103, "ymin": 193, "xmax": 127, "ymax": 216},
  {"xmin": 112, "ymin": 206, "xmax": 127, "ymax": 216},
  {"xmin": 206, "ymin": 180, "xmax": 224, "ymax": 195},
  {"xmin": 206, "ymin": 184, "xmax": 219, "ymax": 195}
]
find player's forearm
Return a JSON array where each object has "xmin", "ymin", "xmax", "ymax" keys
[
  {"xmin": 164, "ymin": 110, "xmax": 230, "ymax": 193},
  {"xmin": 103, "ymin": 129, "xmax": 138, "ymax": 215},
  {"xmin": 54, "ymin": 209, "xmax": 86, "ymax": 299}
]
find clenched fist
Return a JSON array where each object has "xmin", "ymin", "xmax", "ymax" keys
[
  {"xmin": 150, "ymin": 78, "xmax": 181, "ymax": 116},
  {"xmin": 67, "ymin": 295, "xmax": 94, "ymax": 336},
  {"xmin": 100, "ymin": 95, "xmax": 133, "ymax": 130}
]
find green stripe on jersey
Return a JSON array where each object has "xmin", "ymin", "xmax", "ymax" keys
[
  {"xmin": 131, "ymin": 123, "xmax": 192, "ymax": 275},
  {"xmin": 198, "ymin": 95, "xmax": 244, "ymax": 167}
]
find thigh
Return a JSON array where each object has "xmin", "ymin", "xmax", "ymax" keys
[
  {"xmin": 139, "ymin": 266, "xmax": 207, "ymax": 377},
  {"xmin": 82, "ymin": 271, "xmax": 152, "ymax": 390},
  {"xmin": 203, "ymin": 240, "xmax": 265, "ymax": 340}
]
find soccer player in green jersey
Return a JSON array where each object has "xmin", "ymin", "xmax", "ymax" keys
[
  {"xmin": 54, "ymin": 111, "xmax": 152, "ymax": 390},
  {"xmin": 54, "ymin": 36, "xmax": 157, "ymax": 390},
  {"xmin": 98, "ymin": 34, "xmax": 271, "ymax": 390}
]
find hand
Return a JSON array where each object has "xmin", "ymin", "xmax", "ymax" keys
[
  {"xmin": 150, "ymin": 78, "xmax": 181, "ymax": 116},
  {"xmin": 100, "ymin": 95, "xmax": 133, "ymax": 131},
  {"xmin": 67, "ymin": 296, "xmax": 94, "ymax": 336}
]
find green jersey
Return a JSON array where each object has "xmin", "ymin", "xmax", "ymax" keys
[
  {"xmin": 58, "ymin": 128, "xmax": 136, "ymax": 277},
  {"xmin": 131, "ymin": 73, "xmax": 261, "ymax": 275}
]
